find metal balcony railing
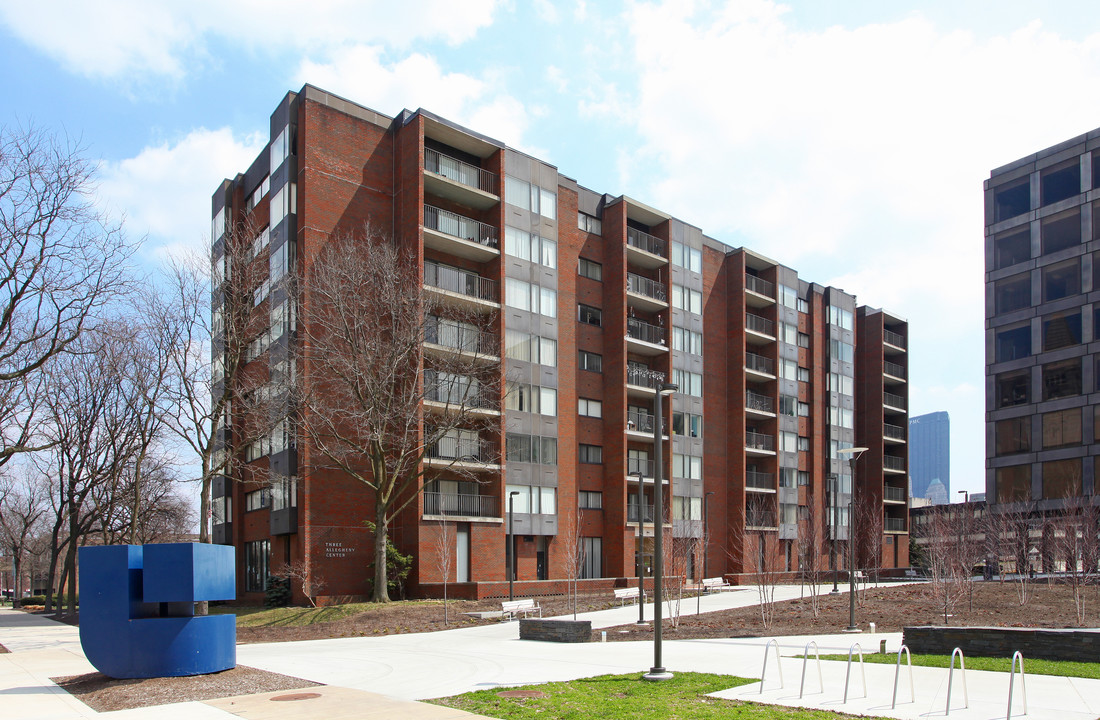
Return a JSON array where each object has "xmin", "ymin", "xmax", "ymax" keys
[
  {"xmin": 424, "ymin": 491, "xmax": 498, "ymax": 518},
  {"xmin": 424, "ymin": 380, "xmax": 497, "ymax": 411},
  {"xmin": 746, "ymin": 471, "xmax": 774, "ymax": 490},
  {"xmin": 424, "ymin": 204, "xmax": 499, "ymax": 248},
  {"xmin": 884, "ymin": 329, "xmax": 906, "ymax": 349},
  {"xmin": 627, "ymin": 226, "xmax": 665, "ymax": 256},
  {"xmin": 745, "ymin": 274, "xmax": 775, "ymax": 298},
  {"xmin": 746, "ymin": 351, "xmax": 774, "ymax": 375},
  {"xmin": 627, "ymin": 272, "xmax": 667, "ymax": 301},
  {"xmin": 884, "ymin": 423, "xmax": 905, "ymax": 441},
  {"xmin": 883, "ymin": 455, "xmax": 905, "ymax": 471},
  {"xmin": 627, "ymin": 317, "xmax": 665, "ymax": 345},
  {"xmin": 627, "ymin": 365, "xmax": 663, "ymax": 389},
  {"xmin": 746, "ymin": 431, "xmax": 775, "ymax": 452},
  {"xmin": 746, "ymin": 391, "xmax": 774, "ymax": 414},
  {"xmin": 424, "ymin": 148, "xmax": 499, "ymax": 196},
  {"xmin": 885, "ymin": 517, "xmax": 907, "ymax": 532},
  {"xmin": 424, "ymin": 262, "xmax": 498, "ymax": 303},
  {"xmin": 746, "ymin": 313, "xmax": 775, "ymax": 337},
  {"xmin": 884, "ymin": 360, "xmax": 906, "ymax": 379},
  {"xmin": 746, "ymin": 510, "xmax": 778, "ymax": 528},
  {"xmin": 426, "ymin": 436, "xmax": 498, "ymax": 463},
  {"xmin": 627, "ymin": 409, "xmax": 656, "ymax": 433},
  {"xmin": 628, "ymin": 504, "xmax": 656, "ymax": 523},
  {"xmin": 884, "ymin": 392, "xmax": 906, "ymax": 410},
  {"xmin": 884, "ymin": 485, "xmax": 906, "ymax": 502},
  {"xmin": 627, "ymin": 457, "xmax": 655, "ymax": 477},
  {"xmin": 424, "ymin": 317, "xmax": 498, "ymax": 356}
]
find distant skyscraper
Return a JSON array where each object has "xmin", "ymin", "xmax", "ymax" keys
[{"xmin": 910, "ymin": 411, "xmax": 950, "ymax": 503}]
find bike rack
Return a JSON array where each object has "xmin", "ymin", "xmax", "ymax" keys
[
  {"xmin": 892, "ymin": 644, "xmax": 914, "ymax": 709},
  {"xmin": 759, "ymin": 639, "xmax": 784, "ymax": 694},
  {"xmin": 945, "ymin": 647, "xmax": 969, "ymax": 716},
  {"xmin": 1007, "ymin": 651, "xmax": 1027, "ymax": 720},
  {"xmin": 799, "ymin": 640, "xmax": 823, "ymax": 698},
  {"xmin": 843, "ymin": 643, "xmax": 866, "ymax": 703}
]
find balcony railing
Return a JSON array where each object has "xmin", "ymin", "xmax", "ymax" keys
[
  {"xmin": 883, "ymin": 455, "xmax": 905, "ymax": 471},
  {"xmin": 884, "ymin": 391, "xmax": 906, "ymax": 410},
  {"xmin": 745, "ymin": 274, "xmax": 775, "ymax": 298},
  {"xmin": 627, "ymin": 457, "xmax": 655, "ymax": 478},
  {"xmin": 628, "ymin": 504, "xmax": 656, "ymax": 523},
  {"xmin": 745, "ymin": 351, "xmax": 774, "ymax": 375},
  {"xmin": 626, "ymin": 365, "xmax": 663, "ymax": 389},
  {"xmin": 424, "ymin": 381, "xmax": 497, "ymax": 411},
  {"xmin": 746, "ymin": 431, "xmax": 775, "ymax": 452},
  {"xmin": 746, "ymin": 313, "xmax": 775, "ymax": 337},
  {"xmin": 627, "ymin": 409, "xmax": 656, "ymax": 434},
  {"xmin": 746, "ymin": 390, "xmax": 774, "ymax": 414},
  {"xmin": 425, "ymin": 317, "xmax": 498, "ymax": 356},
  {"xmin": 424, "ymin": 491, "xmax": 498, "ymax": 518},
  {"xmin": 884, "ymin": 329, "xmax": 906, "ymax": 349},
  {"xmin": 627, "ymin": 272, "xmax": 667, "ymax": 302},
  {"xmin": 746, "ymin": 510, "xmax": 778, "ymax": 529},
  {"xmin": 424, "ymin": 204, "xmax": 499, "ymax": 249},
  {"xmin": 424, "ymin": 262, "xmax": 498, "ymax": 303},
  {"xmin": 746, "ymin": 471, "xmax": 774, "ymax": 490},
  {"xmin": 884, "ymin": 423, "xmax": 905, "ymax": 441},
  {"xmin": 884, "ymin": 360, "xmax": 906, "ymax": 379},
  {"xmin": 627, "ymin": 317, "xmax": 666, "ymax": 345},
  {"xmin": 884, "ymin": 485, "xmax": 906, "ymax": 502},
  {"xmin": 627, "ymin": 226, "xmax": 665, "ymax": 256},
  {"xmin": 426, "ymin": 436, "xmax": 498, "ymax": 463},
  {"xmin": 424, "ymin": 148, "xmax": 499, "ymax": 196},
  {"xmin": 885, "ymin": 517, "xmax": 907, "ymax": 532}
]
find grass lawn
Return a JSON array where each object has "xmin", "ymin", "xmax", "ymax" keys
[
  {"xmin": 810, "ymin": 652, "xmax": 1100, "ymax": 680},
  {"xmin": 430, "ymin": 672, "xmax": 887, "ymax": 720}
]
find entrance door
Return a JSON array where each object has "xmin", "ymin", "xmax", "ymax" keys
[
  {"xmin": 456, "ymin": 525, "xmax": 470, "ymax": 582},
  {"xmin": 536, "ymin": 537, "xmax": 548, "ymax": 580}
]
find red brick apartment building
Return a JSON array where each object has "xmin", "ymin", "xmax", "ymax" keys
[{"xmin": 211, "ymin": 85, "xmax": 910, "ymax": 603}]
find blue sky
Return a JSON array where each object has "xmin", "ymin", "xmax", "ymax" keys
[{"xmin": 5, "ymin": 0, "xmax": 1100, "ymax": 499}]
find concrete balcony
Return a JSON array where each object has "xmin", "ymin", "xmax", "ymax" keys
[
  {"xmin": 625, "ymin": 227, "xmax": 667, "ymax": 269},
  {"xmin": 745, "ymin": 274, "xmax": 775, "ymax": 308},
  {"xmin": 626, "ymin": 272, "xmax": 668, "ymax": 312},
  {"xmin": 423, "ymin": 204, "xmax": 499, "ymax": 262},
  {"xmin": 423, "ymin": 148, "xmax": 499, "ymax": 211},
  {"xmin": 626, "ymin": 317, "xmax": 668, "ymax": 355},
  {"xmin": 745, "ymin": 313, "xmax": 776, "ymax": 344},
  {"xmin": 745, "ymin": 431, "xmax": 776, "ymax": 456},
  {"xmin": 423, "ymin": 262, "xmax": 500, "ymax": 315}
]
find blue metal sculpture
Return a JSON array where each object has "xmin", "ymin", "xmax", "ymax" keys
[{"xmin": 79, "ymin": 543, "xmax": 236, "ymax": 678}]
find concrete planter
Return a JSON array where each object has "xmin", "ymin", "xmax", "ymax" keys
[{"xmin": 519, "ymin": 619, "xmax": 592, "ymax": 643}]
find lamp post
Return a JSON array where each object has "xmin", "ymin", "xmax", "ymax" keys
[
  {"xmin": 837, "ymin": 446, "xmax": 867, "ymax": 633},
  {"xmin": 829, "ymin": 474, "xmax": 840, "ymax": 594},
  {"xmin": 630, "ymin": 470, "xmax": 646, "ymax": 625},
  {"xmin": 644, "ymin": 381, "xmax": 677, "ymax": 682},
  {"xmin": 957, "ymin": 490, "xmax": 969, "ymax": 503},
  {"xmin": 508, "ymin": 490, "xmax": 520, "ymax": 602}
]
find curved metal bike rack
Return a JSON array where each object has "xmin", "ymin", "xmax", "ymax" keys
[
  {"xmin": 945, "ymin": 647, "xmax": 969, "ymax": 715},
  {"xmin": 1007, "ymin": 650, "xmax": 1027, "ymax": 720},
  {"xmin": 843, "ymin": 643, "xmax": 866, "ymax": 703},
  {"xmin": 800, "ymin": 640, "xmax": 823, "ymax": 698},
  {"xmin": 892, "ymin": 644, "xmax": 914, "ymax": 709},
  {"xmin": 759, "ymin": 639, "xmax": 785, "ymax": 694}
]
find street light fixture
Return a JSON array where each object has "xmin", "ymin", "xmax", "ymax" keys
[
  {"xmin": 957, "ymin": 490, "xmax": 969, "ymax": 503},
  {"xmin": 837, "ymin": 446, "xmax": 867, "ymax": 633},
  {"xmin": 630, "ymin": 469, "xmax": 646, "ymax": 625},
  {"xmin": 644, "ymin": 381, "xmax": 677, "ymax": 682},
  {"xmin": 508, "ymin": 490, "xmax": 521, "ymax": 602}
]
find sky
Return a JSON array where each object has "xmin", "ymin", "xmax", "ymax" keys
[{"xmin": 4, "ymin": 0, "xmax": 1100, "ymax": 501}]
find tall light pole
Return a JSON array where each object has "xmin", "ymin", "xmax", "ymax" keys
[
  {"xmin": 837, "ymin": 446, "xmax": 867, "ymax": 633},
  {"xmin": 508, "ymin": 490, "xmax": 520, "ymax": 602},
  {"xmin": 958, "ymin": 490, "xmax": 969, "ymax": 503},
  {"xmin": 644, "ymin": 381, "xmax": 677, "ymax": 682},
  {"xmin": 630, "ymin": 470, "xmax": 646, "ymax": 624}
]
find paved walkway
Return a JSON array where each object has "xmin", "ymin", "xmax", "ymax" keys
[{"xmin": 1, "ymin": 583, "xmax": 1097, "ymax": 719}]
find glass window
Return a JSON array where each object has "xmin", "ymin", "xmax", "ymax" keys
[
  {"xmin": 578, "ymin": 258, "xmax": 603, "ymax": 281},
  {"xmin": 581, "ymin": 537, "xmax": 602, "ymax": 578},
  {"xmin": 1042, "ymin": 258, "xmax": 1080, "ymax": 301},
  {"xmin": 995, "ymin": 274, "xmax": 1030, "ymax": 314},
  {"xmin": 245, "ymin": 540, "xmax": 270, "ymax": 592},
  {"xmin": 505, "ymin": 176, "xmax": 531, "ymax": 211},
  {"xmin": 1042, "ymin": 358, "xmax": 1082, "ymax": 400},
  {"xmin": 995, "ymin": 326, "xmax": 1031, "ymax": 363},
  {"xmin": 579, "ymin": 491, "xmax": 602, "ymax": 509},
  {"xmin": 996, "ymin": 370, "xmax": 1030, "ymax": 408},
  {"xmin": 579, "ymin": 350, "xmax": 602, "ymax": 372},
  {"xmin": 994, "ymin": 179, "xmax": 1029, "ymax": 222},
  {"xmin": 671, "ymin": 241, "xmax": 702, "ymax": 273},
  {"xmin": 578, "ymin": 212, "xmax": 602, "ymax": 234},
  {"xmin": 270, "ymin": 126, "xmax": 288, "ymax": 175},
  {"xmin": 996, "ymin": 465, "xmax": 1031, "ymax": 503},
  {"xmin": 1041, "ymin": 209, "xmax": 1081, "ymax": 254},
  {"xmin": 672, "ymin": 327, "xmax": 703, "ymax": 355},
  {"xmin": 995, "ymin": 416, "xmax": 1030, "ymax": 454},
  {"xmin": 540, "ymin": 188, "xmax": 556, "ymax": 220},
  {"xmin": 212, "ymin": 208, "xmax": 225, "ymax": 241},
  {"xmin": 995, "ymin": 228, "xmax": 1031, "ymax": 269},
  {"xmin": 829, "ymin": 306, "xmax": 853, "ymax": 330},
  {"xmin": 1041, "ymin": 162, "xmax": 1080, "ymax": 206},
  {"xmin": 578, "ymin": 397, "xmax": 602, "ymax": 418},
  {"xmin": 579, "ymin": 444, "xmax": 603, "ymax": 464},
  {"xmin": 1042, "ymin": 458, "xmax": 1081, "ymax": 498},
  {"xmin": 1042, "ymin": 408, "xmax": 1081, "ymax": 448},
  {"xmin": 1043, "ymin": 311, "xmax": 1082, "ymax": 351},
  {"xmin": 671, "ymin": 369, "xmax": 702, "ymax": 397},
  {"xmin": 578, "ymin": 304, "xmax": 602, "ymax": 326},
  {"xmin": 797, "ymin": 298, "xmax": 809, "ymax": 313}
]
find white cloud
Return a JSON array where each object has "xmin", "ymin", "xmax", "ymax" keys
[
  {"xmin": 98, "ymin": 128, "xmax": 267, "ymax": 262},
  {"xmin": 0, "ymin": 0, "xmax": 500, "ymax": 81},
  {"xmin": 534, "ymin": 0, "xmax": 559, "ymax": 23},
  {"xmin": 294, "ymin": 46, "xmax": 535, "ymax": 150}
]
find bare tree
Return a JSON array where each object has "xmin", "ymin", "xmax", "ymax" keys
[
  {"xmin": 272, "ymin": 559, "xmax": 326, "ymax": 608},
  {"xmin": 434, "ymin": 517, "xmax": 453, "ymax": 624},
  {"xmin": 0, "ymin": 471, "xmax": 47, "ymax": 606},
  {"xmin": 797, "ymin": 500, "xmax": 826, "ymax": 619},
  {"xmin": 730, "ymin": 500, "xmax": 780, "ymax": 628},
  {"xmin": 295, "ymin": 226, "xmax": 501, "ymax": 602},
  {"xmin": 0, "ymin": 125, "xmax": 134, "ymax": 468},
  {"xmin": 1054, "ymin": 493, "xmax": 1100, "ymax": 625},
  {"xmin": 561, "ymin": 501, "xmax": 586, "ymax": 620}
]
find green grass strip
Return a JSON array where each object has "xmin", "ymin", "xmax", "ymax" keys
[
  {"xmin": 807, "ymin": 652, "xmax": 1100, "ymax": 679},
  {"xmin": 430, "ymin": 672, "xmax": 889, "ymax": 720}
]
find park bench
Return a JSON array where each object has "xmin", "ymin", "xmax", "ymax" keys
[
  {"xmin": 501, "ymin": 598, "xmax": 541, "ymax": 620},
  {"xmin": 613, "ymin": 587, "xmax": 644, "ymax": 605},
  {"xmin": 702, "ymin": 577, "xmax": 734, "ymax": 592}
]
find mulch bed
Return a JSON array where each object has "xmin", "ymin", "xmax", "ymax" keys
[{"xmin": 52, "ymin": 666, "xmax": 320, "ymax": 712}]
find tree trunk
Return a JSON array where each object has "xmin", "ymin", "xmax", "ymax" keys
[{"xmin": 373, "ymin": 507, "xmax": 390, "ymax": 602}]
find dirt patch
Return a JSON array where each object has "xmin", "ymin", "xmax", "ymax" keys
[
  {"xmin": 596, "ymin": 582, "xmax": 1097, "ymax": 641},
  {"xmin": 52, "ymin": 666, "xmax": 320, "ymax": 712},
  {"xmin": 0, "ymin": 642, "xmax": 8, "ymax": 653}
]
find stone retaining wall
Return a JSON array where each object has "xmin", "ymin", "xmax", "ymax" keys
[
  {"xmin": 519, "ymin": 619, "xmax": 592, "ymax": 643},
  {"xmin": 903, "ymin": 626, "xmax": 1100, "ymax": 662}
]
